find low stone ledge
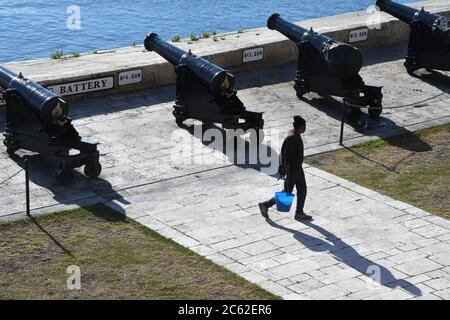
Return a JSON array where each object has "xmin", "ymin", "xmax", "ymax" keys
[{"xmin": 0, "ymin": 0, "xmax": 449, "ymax": 104}]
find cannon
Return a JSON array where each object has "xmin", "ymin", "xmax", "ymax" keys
[
  {"xmin": 376, "ymin": 0, "xmax": 450, "ymax": 74},
  {"xmin": 144, "ymin": 33, "xmax": 264, "ymax": 141},
  {"xmin": 267, "ymin": 14, "xmax": 383, "ymax": 119},
  {"xmin": 0, "ymin": 66, "xmax": 101, "ymax": 180}
]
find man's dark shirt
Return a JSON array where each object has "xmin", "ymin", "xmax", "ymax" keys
[{"xmin": 281, "ymin": 130, "xmax": 304, "ymax": 172}]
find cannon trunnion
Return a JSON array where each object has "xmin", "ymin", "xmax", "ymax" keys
[
  {"xmin": 267, "ymin": 14, "xmax": 383, "ymax": 119},
  {"xmin": 376, "ymin": 0, "xmax": 450, "ymax": 74},
  {"xmin": 144, "ymin": 33, "xmax": 264, "ymax": 138},
  {"xmin": 0, "ymin": 66, "xmax": 101, "ymax": 180}
]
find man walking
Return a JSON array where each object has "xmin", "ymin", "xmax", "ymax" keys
[{"xmin": 259, "ymin": 116, "xmax": 312, "ymax": 220}]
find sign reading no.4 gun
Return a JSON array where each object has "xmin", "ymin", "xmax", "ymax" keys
[{"xmin": 118, "ymin": 69, "xmax": 142, "ymax": 86}]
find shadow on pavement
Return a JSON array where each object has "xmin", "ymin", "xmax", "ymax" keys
[
  {"xmin": 9, "ymin": 153, "xmax": 130, "ymax": 217},
  {"xmin": 267, "ymin": 218, "xmax": 422, "ymax": 297},
  {"xmin": 179, "ymin": 122, "xmax": 280, "ymax": 178},
  {"xmin": 409, "ymin": 69, "xmax": 450, "ymax": 93},
  {"xmin": 299, "ymin": 94, "xmax": 433, "ymax": 153}
]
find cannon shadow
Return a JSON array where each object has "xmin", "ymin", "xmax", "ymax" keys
[
  {"xmin": 408, "ymin": 69, "xmax": 450, "ymax": 93},
  {"xmin": 179, "ymin": 122, "xmax": 280, "ymax": 178},
  {"xmin": 8, "ymin": 153, "xmax": 130, "ymax": 217},
  {"xmin": 266, "ymin": 218, "xmax": 422, "ymax": 297},
  {"xmin": 299, "ymin": 94, "xmax": 432, "ymax": 153}
]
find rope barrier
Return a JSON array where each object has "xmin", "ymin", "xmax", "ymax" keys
[
  {"xmin": 0, "ymin": 168, "xmax": 23, "ymax": 188},
  {"xmin": 346, "ymin": 87, "xmax": 450, "ymax": 110}
]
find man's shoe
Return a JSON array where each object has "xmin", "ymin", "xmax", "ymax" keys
[
  {"xmin": 259, "ymin": 203, "xmax": 269, "ymax": 218},
  {"xmin": 295, "ymin": 212, "xmax": 312, "ymax": 221}
]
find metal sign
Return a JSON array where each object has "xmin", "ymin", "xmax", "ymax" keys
[
  {"xmin": 47, "ymin": 77, "xmax": 114, "ymax": 96},
  {"xmin": 243, "ymin": 47, "xmax": 264, "ymax": 63},
  {"xmin": 118, "ymin": 69, "xmax": 142, "ymax": 86},
  {"xmin": 349, "ymin": 28, "xmax": 369, "ymax": 43}
]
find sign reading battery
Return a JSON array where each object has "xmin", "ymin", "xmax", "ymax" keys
[
  {"xmin": 118, "ymin": 69, "xmax": 142, "ymax": 86},
  {"xmin": 47, "ymin": 77, "xmax": 114, "ymax": 96},
  {"xmin": 349, "ymin": 28, "xmax": 369, "ymax": 43},
  {"xmin": 0, "ymin": 91, "xmax": 5, "ymax": 106},
  {"xmin": 243, "ymin": 47, "xmax": 264, "ymax": 63}
]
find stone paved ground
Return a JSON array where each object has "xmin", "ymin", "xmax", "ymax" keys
[{"xmin": 0, "ymin": 43, "xmax": 449, "ymax": 299}]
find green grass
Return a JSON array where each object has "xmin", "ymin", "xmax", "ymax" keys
[
  {"xmin": 50, "ymin": 50, "xmax": 65, "ymax": 60},
  {"xmin": 202, "ymin": 32, "xmax": 210, "ymax": 39},
  {"xmin": 190, "ymin": 33, "xmax": 199, "ymax": 41},
  {"xmin": 50, "ymin": 50, "xmax": 80, "ymax": 60},
  {"xmin": 0, "ymin": 205, "xmax": 278, "ymax": 300},
  {"xmin": 306, "ymin": 124, "xmax": 450, "ymax": 219},
  {"xmin": 171, "ymin": 35, "xmax": 181, "ymax": 42}
]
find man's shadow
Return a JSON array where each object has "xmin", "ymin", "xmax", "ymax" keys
[
  {"xmin": 9, "ymin": 153, "xmax": 130, "ymax": 217},
  {"xmin": 266, "ymin": 218, "xmax": 422, "ymax": 297},
  {"xmin": 300, "ymin": 95, "xmax": 432, "ymax": 153},
  {"xmin": 179, "ymin": 121, "xmax": 281, "ymax": 178}
]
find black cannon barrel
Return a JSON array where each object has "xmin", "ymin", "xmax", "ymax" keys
[
  {"xmin": 376, "ymin": 0, "xmax": 442, "ymax": 28},
  {"xmin": 0, "ymin": 66, "xmax": 68, "ymax": 124},
  {"xmin": 267, "ymin": 13, "xmax": 331, "ymax": 52},
  {"xmin": 267, "ymin": 14, "xmax": 363, "ymax": 82},
  {"xmin": 144, "ymin": 33, "xmax": 233, "ymax": 93},
  {"xmin": 144, "ymin": 33, "xmax": 187, "ymax": 65}
]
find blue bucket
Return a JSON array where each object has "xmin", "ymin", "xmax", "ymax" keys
[{"xmin": 275, "ymin": 192, "xmax": 295, "ymax": 212}]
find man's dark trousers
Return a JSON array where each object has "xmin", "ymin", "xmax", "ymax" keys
[{"xmin": 263, "ymin": 167, "xmax": 307, "ymax": 213}]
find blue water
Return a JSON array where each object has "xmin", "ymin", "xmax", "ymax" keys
[{"xmin": 0, "ymin": 0, "xmax": 410, "ymax": 63}]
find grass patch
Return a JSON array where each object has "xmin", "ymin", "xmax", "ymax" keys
[
  {"xmin": 306, "ymin": 124, "xmax": 450, "ymax": 219},
  {"xmin": 171, "ymin": 35, "xmax": 181, "ymax": 42},
  {"xmin": 50, "ymin": 50, "xmax": 65, "ymax": 60},
  {"xmin": 50, "ymin": 50, "xmax": 80, "ymax": 60},
  {"xmin": 202, "ymin": 32, "xmax": 210, "ymax": 39},
  {"xmin": 0, "ymin": 205, "xmax": 278, "ymax": 300},
  {"xmin": 190, "ymin": 33, "xmax": 199, "ymax": 41}
]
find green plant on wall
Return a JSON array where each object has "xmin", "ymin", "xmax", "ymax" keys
[{"xmin": 190, "ymin": 33, "xmax": 199, "ymax": 41}]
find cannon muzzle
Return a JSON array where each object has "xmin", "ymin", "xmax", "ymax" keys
[
  {"xmin": 144, "ymin": 33, "xmax": 234, "ymax": 93},
  {"xmin": 0, "ymin": 66, "xmax": 69, "ymax": 126},
  {"xmin": 144, "ymin": 32, "xmax": 186, "ymax": 65},
  {"xmin": 267, "ymin": 13, "xmax": 309, "ymax": 43},
  {"xmin": 376, "ymin": 0, "xmax": 422, "ymax": 24},
  {"xmin": 376, "ymin": 0, "xmax": 445, "ymax": 31}
]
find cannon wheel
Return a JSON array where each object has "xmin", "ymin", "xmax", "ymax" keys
[
  {"xmin": 6, "ymin": 147, "xmax": 18, "ymax": 156},
  {"xmin": 84, "ymin": 161, "xmax": 102, "ymax": 179},
  {"xmin": 368, "ymin": 96, "xmax": 383, "ymax": 119},
  {"xmin": 404, "ymin": 60, "xmax": 419, "ymax": 76},
  {"xmin": 3, "ymin": 140, "xmax": 18, "ymax": 156},
  {"xmin": 295, "ymin": 87, "xmax": 308, "ymax": 99},
  {"xmin": 173, "ymin": 110, "xmax": 187, "ymax": 127}
]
